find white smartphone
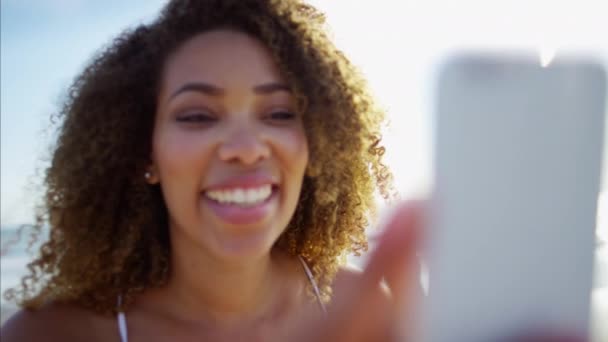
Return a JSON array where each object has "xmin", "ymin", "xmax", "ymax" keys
[{"xmin": 419, "ymin": 53, "xmax": 607, "ymax": 342}]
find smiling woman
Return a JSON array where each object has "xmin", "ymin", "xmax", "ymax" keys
[
  {"xmin": 0, "ymin": 0, "xmax": 407, "ymax": 341},
  {"xmin": 150, "ymin": 29, "xmax": 311, "ymax": 267}
]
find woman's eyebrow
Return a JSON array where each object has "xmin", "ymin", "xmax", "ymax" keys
[
  {"xmin": 169, "ymin": 82, "xmax": 224, "ymax": 99},
  {"xmin": 168, "ymin": 81, "xmax": 291, "ymax": 100}
]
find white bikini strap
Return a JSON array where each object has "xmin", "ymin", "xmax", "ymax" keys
[
  {"xmin": 297, "ymin": 255, "xmax": 328, "ymax": 316},
  {"xmin": 116, "ymin": 295, "xmax": 128, "ymax": 342}
]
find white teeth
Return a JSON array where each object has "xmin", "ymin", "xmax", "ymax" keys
[
  {"xmin": 245, "ymin": 189, "xmax": 256, "ymax": 203},
  {"xmin": 206, "ymin": 185, "xmax": 272, "ymax": 205},
  {"xmin": 234, "ymin": 189, "xmax": 245, "ymax": 203}
]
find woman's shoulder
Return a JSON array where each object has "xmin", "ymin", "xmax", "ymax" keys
[{"xmin": 0, "ymin": 302, "xmax": 117, "ymax": 342}]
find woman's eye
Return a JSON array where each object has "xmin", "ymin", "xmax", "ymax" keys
[
  {"xmin": 268, "ymin": 111, "xmax": 296, "ymax": 121},
  {"xmin": 176, "ymin": 113, "xmax": 216, "ymax": 123}
]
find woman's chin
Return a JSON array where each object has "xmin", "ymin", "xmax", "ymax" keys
[
  {"xmin": 200, "ymin": 191, "xmax": 285, "ymax": 260},
  {"xmin": 214, "ymin": 233, "xmax": 276, "ymax": 261},
  {"xmin": 198, "ymin": 220, "xmax": 286, "ymax": 263}
]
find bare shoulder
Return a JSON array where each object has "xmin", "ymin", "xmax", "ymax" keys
[
  {"xmin": 1, "ymin": 304, "xmax": 73, "ymax": 342},
  {"xmin": 1, "ymin": 303, "xmax": 115, "ymax": 342}
]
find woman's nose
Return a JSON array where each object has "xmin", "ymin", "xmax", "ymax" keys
[{"xmin": 217, "ymin": 125, "xmax": 270, "ymax": 165}]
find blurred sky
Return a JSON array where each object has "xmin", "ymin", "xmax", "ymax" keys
[{"xmin": 1, "ymin": 0, "xmax": 608, "ymax": 227}]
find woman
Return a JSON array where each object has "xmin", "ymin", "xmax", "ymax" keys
[{"xmin": 1, "ymin": 0, "xmax": 422, "ymax": 340}]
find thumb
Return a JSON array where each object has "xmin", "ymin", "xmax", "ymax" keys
[
  {"xmin": 366, "ymin": 200, "xmax": 424, "ymax": 300},
  {"xmin": 367, "ymin": 200, "xmax": 425, "ymax": 338}
]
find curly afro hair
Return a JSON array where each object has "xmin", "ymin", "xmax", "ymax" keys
[{"xmin": 4, "ymin": 0, "xmax": 394, "ymax": 315}]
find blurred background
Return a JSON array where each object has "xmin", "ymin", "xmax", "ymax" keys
[{"xmin": 1, "ymin": 0, "xmax": 606, "ymax": 340}]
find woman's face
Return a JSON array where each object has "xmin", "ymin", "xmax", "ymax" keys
[{"xmin": 151, "ymin": 29, "xmax": 309, "ymax": 260}]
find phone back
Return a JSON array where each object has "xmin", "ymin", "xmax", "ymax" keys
[{"xmin": 421, "ymin": 53, "xmax": 606, "ymax": 342}]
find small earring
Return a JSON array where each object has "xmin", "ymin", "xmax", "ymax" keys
[{"xmin": 144, "ymin": 171, "xmax": 151, "ymax": 180}]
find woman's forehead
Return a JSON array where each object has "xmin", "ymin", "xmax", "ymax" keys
[{"xmin": 159, "ymin": 29, "xmax": 287, "ymax": 98}]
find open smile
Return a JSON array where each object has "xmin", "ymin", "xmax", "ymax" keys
[{"xmin": 202, "ymin": 184, "xmax": 279, "ymax": 225}]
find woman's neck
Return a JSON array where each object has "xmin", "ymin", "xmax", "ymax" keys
[{"xmin": 150, "ymin": 233, "xmax": 295, "ymax": 328}]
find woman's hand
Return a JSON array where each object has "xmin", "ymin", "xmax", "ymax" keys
[
  {"xmin": 281, "ymin": 200, "xmax": 588, "ymax": 342},
  {"xmin": 285, "ymin": 201, "xmax": 424, "ymax": 342}
]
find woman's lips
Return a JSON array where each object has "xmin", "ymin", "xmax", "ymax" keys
[
  {"xmin": 203, "ymin": 187, "xmax": 278, "ymax": 225},
  {"xmin": 205, "ymin": 174, "xmax": 278, "ymax": 191}
]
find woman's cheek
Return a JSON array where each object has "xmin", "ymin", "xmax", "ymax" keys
[
  {"xmin": 294, "ymin": 129, "xmax": 309, "ymax": 168},
  {"xmin": 276, "ymin": 126, "xmax": 308, "ymax": 161},
  {"xmin": 159, "ymin": 130, "xmax": 213, "ymax": 175}
]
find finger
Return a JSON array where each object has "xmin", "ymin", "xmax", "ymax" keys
[
  {"xmin": 324, "ymin": 201, "xmax": 424, "ymax": 341},
  {"xmin": 366, "ymin": 200, "xmax": 425, "ymax": 340},
  {"xmin": 365, "ymin": 201, "xmax": 424, "ymax": 311}
]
